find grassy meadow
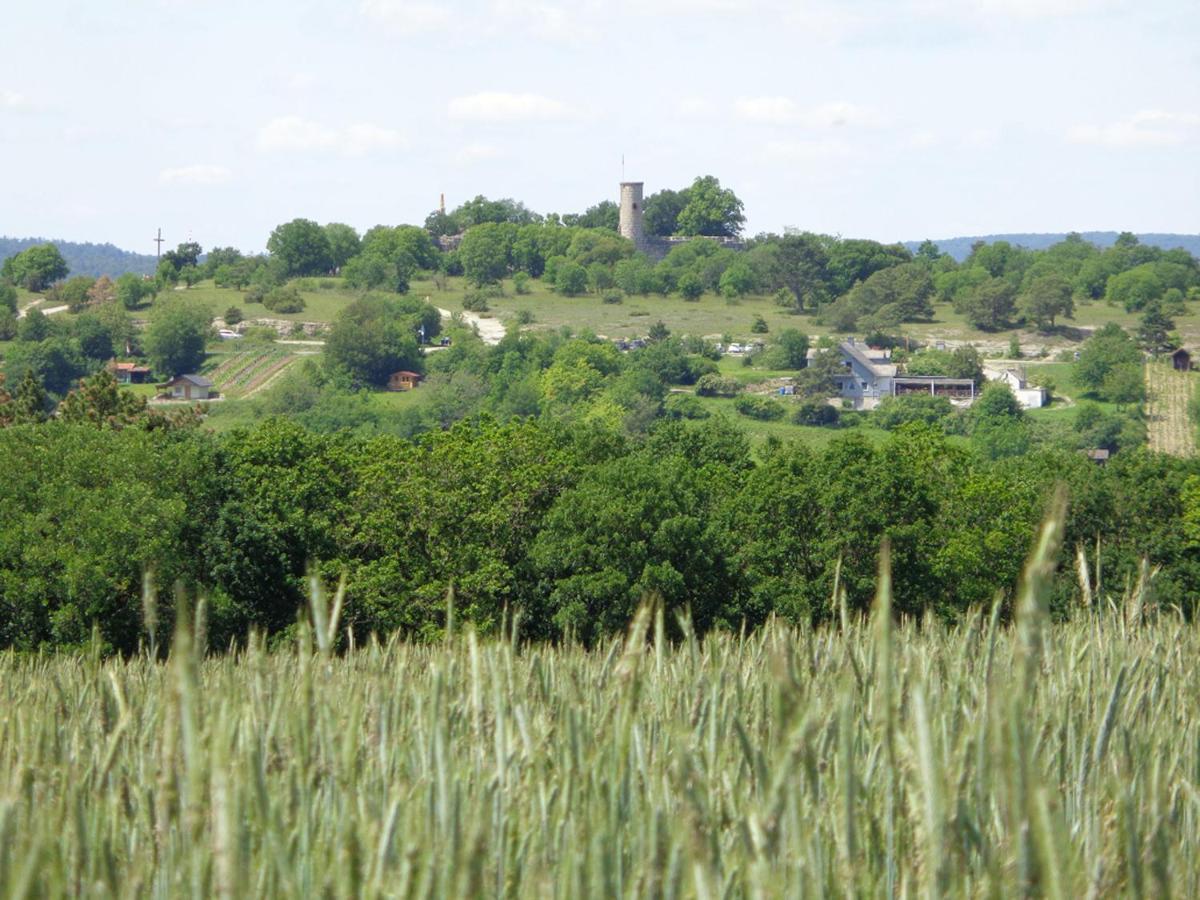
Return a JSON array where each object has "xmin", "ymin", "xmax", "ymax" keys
[{"xmin": 3, "ymin": 518, "xmax": 1200, "ymax": 897}]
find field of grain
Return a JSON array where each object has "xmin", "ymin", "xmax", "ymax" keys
[
  {"xmin": 2, "ymin": 524, "xmax": 1199, "ymax": 897},
  {"xmin": 1145, "ymin": 361, "xmax": 1196, "ymax": 456}
]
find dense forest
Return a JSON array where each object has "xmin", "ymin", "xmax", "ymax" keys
[
  {"xmin": 0, "ymin": 236, "xmax": 159, "ymax": 278},
  {"xmin": 904, "ymin": 232, "xmax": 1200, "ymax": 262}
]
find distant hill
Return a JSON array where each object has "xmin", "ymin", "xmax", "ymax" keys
[
  {"xmin": 0, "ymin": 237, "xmax": 159, "ymax": 279},
  {"xmin": 903, "ymin": 232, "xmax": 1200, "ymax": 262}
]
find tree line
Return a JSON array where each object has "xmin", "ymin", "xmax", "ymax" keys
[{"xmin": 0, "ymin": 407, "xmax": 1197, "ymax": 654}]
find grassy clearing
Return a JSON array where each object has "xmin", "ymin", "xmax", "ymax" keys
[
  {"xmin": 420, "ymin": 276, "xmax": 1200, "ymax": 351},
  {"xmin": 3, "ymin": 559, "xmax": 1198, "ymax": 896},
  {"xmin": 172, "ymin": 282, "xmax": 357, "ymax": 325}
]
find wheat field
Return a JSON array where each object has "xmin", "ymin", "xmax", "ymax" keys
[{"xmin": 1, "ymin": 528, "xmax": 1199, "ymax": 897}]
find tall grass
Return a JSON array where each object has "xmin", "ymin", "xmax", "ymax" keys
[{"xmin": 1, "ymin": 541, "xmax": 1198, "ymax": 895}]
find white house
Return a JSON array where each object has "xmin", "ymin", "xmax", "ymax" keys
[
  {"xmin": 810, "ymin": 340, "xmax": 980, "ymax": 410},
  {"xmin": 983, "ymin": 366, "xmax": 1048, "ymax": 409},
  {"xmin": 807, "ymin": 340, "xmax": 897, "ymax": 409}
]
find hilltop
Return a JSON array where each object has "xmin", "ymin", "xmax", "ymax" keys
[
  {"xmin": 0, "ymin": 236, "xmax": 158, "ymax": 279},
  {"xmin": 905, "ymin": 232, "xmax": 1200, "ymax": 262}
]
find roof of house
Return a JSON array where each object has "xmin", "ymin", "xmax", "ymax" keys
[
  {"xmin": 839, "ymin": 341, "xmax": 897, "ymax": 378},
  {"xmin": 111, "ymin": 362, "xmax": 151, "ymax": 372},
  {"xmin": 1172, "ymin": 347, "xmax": 1191, "ymax": 357},
  {"xmin": 170, "ymin": 374, "xmax": 213, "ymax": 387},
  {"xmin": 892, "ymin": 376, "xmax": 976, "ymax": 386},
  {"xmin": 391, "ymin": 370, "xmax": 422, "ymax": 378}
]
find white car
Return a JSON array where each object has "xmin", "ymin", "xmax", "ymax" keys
[{"xmin": 218, "ymin": 329, "xmax": 243, "ymax": 340}]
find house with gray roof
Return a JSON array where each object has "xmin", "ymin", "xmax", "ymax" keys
[{"xmin": 159, "ymin": 374, "xmax": 214, "ymax": 401}]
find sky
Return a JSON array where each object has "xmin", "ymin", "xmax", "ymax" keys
[{"xmin": 1, "ymin": 0, "xmax": 1197, "ymax": 255}]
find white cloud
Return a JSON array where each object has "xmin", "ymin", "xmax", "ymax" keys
[
  {"xmin": 1068, "ymin": 110, "xmax": 1200, "ymax": 147},
  {"xmin": 911, "ymin": 0, "xmax": 1106, "ymax": 20},
  {"xmin": 961, "ymin": 126, "xmax": 1000, "ymax": 149},
  {"xmin": 1, "ymin": 90, "xmax": 28, "ymax": 110},
  {"xmin": 491, "ymin": 0, "xmax": 589, "ymax": 41},
  {"xmin": 762, "ymin": 138, "xmax": 853, "ymax": 162},
  {"xmin": 676, "ymin": 97, "xmax": 713, "ymax": 118},
  {"xmin": 257, "ymin": 116, "xmax": 407, "ymax": 156},
  {"xmin": 736, "ymin": 96, "xmax": 798, "ymax": 124},
  {"xmin": 906, "ymin": 130, "xmax": 940, "ymax": 150},
  {"xmin": 735, "ymin": 97, "xmax": 881, "ymax": 127},
  {"xmin": 359, "ymin": 0, "xmax": 452, "ymax": 33},
  {"xmin": 447, "ymin": 91, "xmax": 573, "ymax": 122},
  {"xmin": 454, "ymin": 143, "xmax": 503, "ymax": 164},
  {"xmin": 158, "ymin": 164, "xmax": 233, "ymax": 186}
]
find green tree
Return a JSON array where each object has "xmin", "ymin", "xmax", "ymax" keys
[
  {"xmin": 1, "ymin": 243, "xmax": 69, "ymax": 291},
  {"xmin": 957, "ymin": 277, "xmax": 1016, "ymax": 331},
  {"xmin": 774, "ymin": 329, "xmax": 810, "ymax": 369},
  {"xmin": 161, "ymin": 242, "xmax": 201, "ymax": 272},
  {"xmin": 719, "ymin": 259, "xmax": 755, "ymax": 298},
  {"xmin": 0, "ymin": 281, "xmax": 17, "ymax": 314},
  {"xmin": 267, "ymin": 218, "xmax": 333, "ymax": 277},
  {"xmin": 323, "ymin": 223, "xmax": 361, "ymax": 270},
  {"xmin": 564, "ymin": 200, "xmax": 619, "ymax": 231},
  {"xmin": 1075, "ymin": 323, "xmax": 1143, "ymax": 394},
  {"xmin": 554, "ymin": 260, "xmax": 587, "ymax": 296},
  {"xmin": 17, "ymin": 307, "xmax": 51, "ymax": 342},
  {"xmin": 1100, "ymin": 364, "xmax": 1146, "ymax": 405},
  {"xmin": 825, "ymin": 239, "xmax": 911, "ymax": 296},
  {"xmin": 459, "ymin": 223, "xmax": 513, "ymax": 286},
  {"xmin": 3, "ymin": 338, "xmax": 86, "ymax": 397},
  {"xmin": 768, "ymin": 233, "xmax": 830, "ymax": 312},
  {"xmin": 677, "ymin": 271, "xmax": 703, "ymax": 300},
  {"xmin": 144, "ymin": 301, "xmax": 211, "ymax": 376},
  {"xmin": 202, "ymin": 246, "xmax": 244, "ymax": 278},
  {"xmin": 1019, "ymin": 274, "xmax": 1074, "ymax": 330},
  {"xmin": 1106, "ymin": 263, "xmax": 1163, "ymax": 312},
  {"xmin": 643, "ymin": 189, "xmax": 689, "ymax": 237},
  {"xmin": 115, "ymin": 273, "xmax": 155, "ymax": 310},
  {"xmin": 58, "ymin": 370, "xmax": 153, "ymax": 428},
  {"xmin": 675, "ymin": 176, "xmax": 745, "ymax": 238},
  {"xmin": 324, "ymin": 294, "xmax": 436, "ymax": 385},
  {"xmin": 1135, "ymin": 300, "xmax": 1176, "ymax": 354},
  {"xmin": 8, "ymin": 369, "xmax": 50, "ymax": 421}
]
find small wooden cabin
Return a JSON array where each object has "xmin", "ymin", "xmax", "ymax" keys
[
  {"xmin": 387, "ymin": 370, "xmax": 422, "ymax": 391},
  {"xmin": 1171, "ymin": 348, "xmax": 1192, "ymax": 371}
]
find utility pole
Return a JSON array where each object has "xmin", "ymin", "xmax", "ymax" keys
[{"xmin": 154, "ymin": 228, "xmax": 164, "ymax": 261}]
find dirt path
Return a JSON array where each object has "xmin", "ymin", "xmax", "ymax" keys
[
  {"xmin": 1145, "ymin": 363, "xmax": 1196, "ymax": 456},
  {"xmin": 437, "ymin": 307, "xmax": 506, "ymax": 345},
  {"xmin": 17, "ymin": 299, "xmax": 69, "ymax": 319}
]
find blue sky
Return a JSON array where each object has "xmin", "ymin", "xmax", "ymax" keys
[{"xmin": 1, "ymin": 0, "xmax": 1197, "ymax": 254}]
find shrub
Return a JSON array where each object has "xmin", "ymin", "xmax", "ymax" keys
[
  {"xmin": 694, "ymin": 374, "xmax": 742, "ymax": 397},
  {"xmin": 514, "ymin": 309, "xmax": 535, "ymax": 325},
  {"xmin": 664, "ymin": 394, "xmax": 711, "ymax": 420},
  {"xmin": 734, "ymin": 394, "xmax": 785, "ymax": 421},
  {"xmin": 512, "ymin": 272, "xmax": 531, "ymax": 295},
  {"xmin": 678, "ymin": 272, "xmax": 703, "ymax": 301},
  {"xmin": 602, "ymin": 290, "xmax": 624, "ymax": 305},
  {"xmin": 873, "ymin": 394, "xmax": 955, "ymax": 431},
  {"xmin": 793, "ymin": 400, "xmax": 839, "ymax": 426},
  {"xmin": 263, "ymin": 286, "xmax": 306, "ymax": 314},
  {"xmin": 751, "ymin": 316, "xmax": 769, "ymax": 334},
  {"xmin": 462, "ymin": 292, "xmax": 490, "ymax": 313},
  {"xmin": 223, "ymin": 307, "xmax": 244, "ymax": 326}
]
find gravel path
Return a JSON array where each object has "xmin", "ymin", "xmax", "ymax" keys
[{"xmin": 438, "ymin": 307, "xmax": 506, "ymax": 345}]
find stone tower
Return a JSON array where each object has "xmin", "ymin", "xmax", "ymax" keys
[{"xmin": 619, "ymin": 181, "xmax": 646, "ymax": 251}]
